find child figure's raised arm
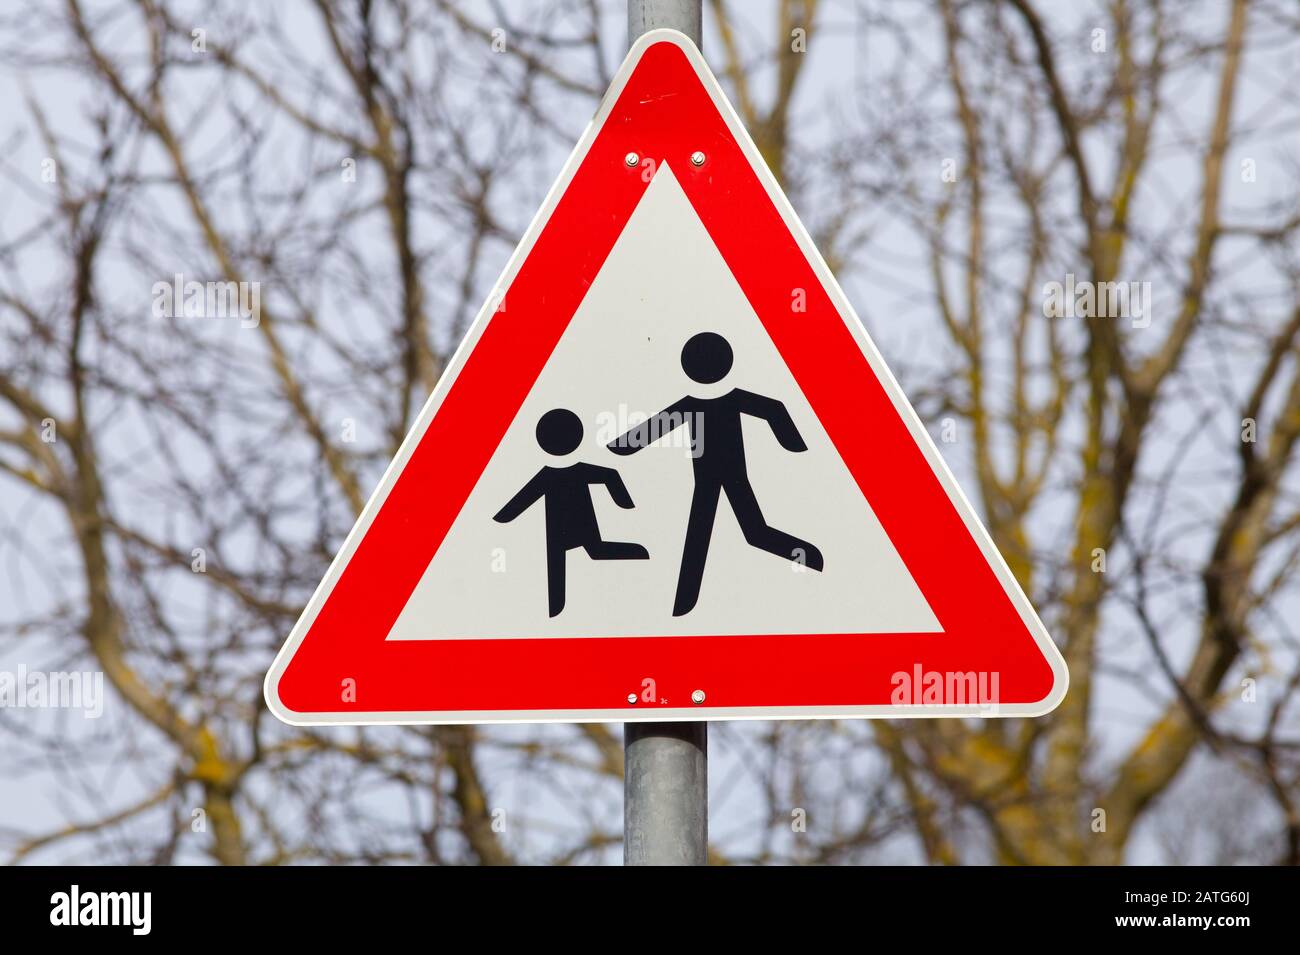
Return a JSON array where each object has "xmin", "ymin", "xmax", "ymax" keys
[
  {"xmin": 493, "ymin": 470, "xmax": 549, "ymax": 523},
  {"xmin": 586, "ymin": 464, "xmax": 637, "ymax": 509}
]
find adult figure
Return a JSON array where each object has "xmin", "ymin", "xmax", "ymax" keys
[{"xmin": 610, "ymin": 332, "xmax": 823, "ymax": 615}]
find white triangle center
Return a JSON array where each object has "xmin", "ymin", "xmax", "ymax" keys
[{"xmin": 387, "ymin": 165, "xmax": 940, "ymax": 639}]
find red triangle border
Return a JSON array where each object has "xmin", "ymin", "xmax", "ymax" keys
[{"xmin": 265, "ymin": 32, "xmax": 1067, "ymax": 724}]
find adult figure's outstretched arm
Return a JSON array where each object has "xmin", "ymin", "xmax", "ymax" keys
[
  {"xmin": 493, "ymin": 470, "xmax": 548, "ymax": 522},
  {"xmin": 734, "ymin": 389, "xmax": 808, "ymax": 452},
  {"xmin": 607, "ymin": 398, "xmax": 692, "ymax": 455}
]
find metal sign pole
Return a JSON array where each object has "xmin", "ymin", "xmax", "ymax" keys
[
  {"xmin": 625, "ymin": 721, "xmax": 707, "ymax": 865},
  {"xmin": 628, "ymin": 0, "xmax": 702, "ymax": 46},
  {"xmin": 623, "ymin": 0, "xmax": 708, "ymax": 867}
]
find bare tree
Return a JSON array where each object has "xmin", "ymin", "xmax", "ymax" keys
[{"xmin": 0, "ymin": 0, "xmax": 1296, "ymax": 865}]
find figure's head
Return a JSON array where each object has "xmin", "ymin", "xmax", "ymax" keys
[
  {"xmin": 536, "ymin": 408, "xmax": 583, "ymax": 455},
  {"xmin": 681, "ymin": 332, "xmax": 733, "ymax": 384}
]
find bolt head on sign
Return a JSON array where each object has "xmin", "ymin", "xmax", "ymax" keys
[{"xmin": 264, "ymin": 30, "xmax": 1067, "ymax": 726}]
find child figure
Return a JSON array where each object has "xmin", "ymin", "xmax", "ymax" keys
[{"xmin": 494, "ymin": 408, "xmax": 649, "ymax": 617}]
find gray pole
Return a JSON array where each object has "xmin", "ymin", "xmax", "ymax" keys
[
  {"xmin": 624, "ymin": 0, "xmax": 708, "ymax": 867},
  {"xmin": 625, "ymin": 721, "xmax": 707, "ymax": 865},
  {"xmin": 628, "ymin": 0, "xmax": 702, "ymax": 47}
]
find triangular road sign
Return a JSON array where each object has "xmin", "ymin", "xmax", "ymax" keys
[{"xmin": 265, "ymin": 30, "xmax": 1067, "ymax": 725}]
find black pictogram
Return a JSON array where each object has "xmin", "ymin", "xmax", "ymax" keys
[
  {"xmin": 610, "ymin": 332, "xmax": 823, "ymax": 615},
  {"xmin": 495, "ymin": 408, "xmax": 649, "ymax": 617}
]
